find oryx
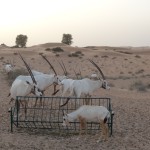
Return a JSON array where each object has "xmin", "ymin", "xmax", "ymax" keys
[
  {"xmin": 8, "ymin": 53, "xmax": 43, "ymax": 117},
  {"xmin": 60, "ymin": 59, "xmax": 110, "ymax": 106}
]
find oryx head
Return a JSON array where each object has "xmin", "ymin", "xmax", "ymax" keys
[
  {"xmin": 4, "ymin": 60, "xmax": 15, "ymax": 73},
  {"xmin": 88, "ymin": 59, "xmax": 110, "ymax": 90},
  {"xmin": 18, "ymin": 53, "xmax": 43, "ymax": 96},
  {"xmin": 62, "ymin": 110, "xmax": 71, "ymax": 127}
]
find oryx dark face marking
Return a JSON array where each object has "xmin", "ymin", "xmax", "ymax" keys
[{"xmin": 102, "ymin": 80, "xmax": 110, "ymax": 90}]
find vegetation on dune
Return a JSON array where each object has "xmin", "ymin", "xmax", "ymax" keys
[
  {"xmin": 61, "ymin": 34, "xmax": 73, "ymax": 45},
  {"xmin": 45, "ymin": 47, "xmax": 64, "ymax": 53},
  {"xmin": 15, "ymin": 34, "xmax": 28, "ymax": 48},
  {"xmin": 68, "ymin": 51, "xmax": 84, "ymax": 58}
]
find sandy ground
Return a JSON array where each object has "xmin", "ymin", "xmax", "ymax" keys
[{"xmin": 0, "ymin": 44, "xmax": 150, "ymax": 150}]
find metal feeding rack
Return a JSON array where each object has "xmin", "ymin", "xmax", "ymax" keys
[{"xmin": 9, "ymin": 96, "xmax": 114, "ymax": 136}]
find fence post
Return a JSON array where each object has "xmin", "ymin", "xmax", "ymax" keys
[
  {"xmin": 110, "ymin": 111, "xmax": 114, "ymax": 136},
  {"xmin": 16, "ymin": 96, "xmax": 19, "ymax": 127}
]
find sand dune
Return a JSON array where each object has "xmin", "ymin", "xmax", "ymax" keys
[{"xmin": 0, "ymin": 43, "xmax": 150, "ymax": 149}]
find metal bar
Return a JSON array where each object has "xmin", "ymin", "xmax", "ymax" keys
[
  {"xmin": 16, "ymin": 97, "xmax": 19, "ymax": 127},
  {"xmin": 110, "ymin": 111, "xmax": 114, "ymax": 136}
]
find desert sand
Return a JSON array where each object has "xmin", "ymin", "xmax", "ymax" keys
[{"xmin": 0, "ymin": 43, "xmax": 150, "ymax": 150}]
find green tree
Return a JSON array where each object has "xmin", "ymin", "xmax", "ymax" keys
[
  {"xmin": 61, "ymin": 34, "xmax": 73, "ymax": 45},
  {"xmin": 15, "ymin": 34, "xmax": 28, "ymax": 48}
]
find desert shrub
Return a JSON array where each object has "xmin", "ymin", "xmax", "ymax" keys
[
  {"xmin": 112, "ymin": 57, "xmax": 116, "ymax": 59},
  {"xmin": 142, "ymin": 61, "xmax": 147, "ymax": 65},
  {"xmin": 136, "ymin": 69, "xmax": 144, "ymax": 74},
  {"xmin": 45, "ymin": 48, "xmax": 51, "ymax": 51},
  {"xmin": 118, "ymin": 76, "xmax": 130, "ymax": 80},
  {"xmin": 130, "ymin": 80, "xmax": 147, "ymax": 92},
  {"xmin": 94, "ymin": 55, "xmax": 98, "ymax": 58},
  {"xmin": 39, "ymin": 52, "xmax": 43, "ymax": 55},
  {"xmin": 5, "ymin": 68, "xmax": 28, "ymax": 85},
  {"xmin": 68, "ymin": 51, "xmax": 84, "ymax": 57},
  {"xmin": 117, "ymin": 51, "xmax": 133, "ymax": 54},
  {"xmin": 135, "ymin": 55, "xmax": 141, "ymax": 58},
  {"xmin": 71, "ymin": 53, "xmax": 79, "ymax": 57},
  {"xmin": 128, "ymin": 71, "xmax": 132, "ymax": 74},
  {"xmin": 68, "ymin": 54, "xmax": 72, "ymax": 57},
  {"xmin": 45, "ymin": 47, "xmax": 64, "ymax": 53},
  {"xmin": 0, "ymin": 57, "xmax": 4, "ymax": 60},
  {"xmin": 52, "ymin": 47, "xmax": 64, "ymax": 52},
  {"xmin": 55, "ymin": 54, "xmax": 60, "ymax": 57},
  {"xmin": 13, "ymin": 52, "xmax": 18, "ymax": 55},
  {"xmin": 101, "ymin": 55, "xmax": 108, "ymax": 58},
  {"xmin": 75, "ymin": 51, "xmax": 82, "ymax": 54}
]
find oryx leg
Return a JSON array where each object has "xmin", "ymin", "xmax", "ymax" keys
[
  {"xmin": 34, "ymin": 97, "xmax": 38, "ymax": 107},
  {"xmin": 34, "ymin": 96, "xmax": 43, "ymax": 108},
  {"xmin": 24, "ymin": 100, "xmax": 28, "ymax": 120},
  {"xmin": 60, "ymin": 85, "xmax": 67, "ymax": 105},
  {"xmin": 78, "ymin": 116, "xmax": 87, "ymax": 136},
  {"xmin": 9, "ymin": 98, "xmax": 14, "ymax": 104},
  {"xmin": 85, "ymin": 94, "xmax": 91, "ymax": 105},
  {"xmin": 100, "ymin": 121, "xmax": 108, "ymax": 141}
]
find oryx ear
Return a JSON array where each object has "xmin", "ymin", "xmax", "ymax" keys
[
  {"xmin": 62, "ymin": 110, "xmax": 67, "ymax": 116},
  {"xmin": 64, "ymin": 110, "xmax": 67, "ymax": 116}
]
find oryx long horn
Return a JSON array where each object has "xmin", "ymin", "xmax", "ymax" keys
[
  {"xmin": 73, "ymin": 68, "xmax": 78, "ymax": 79},
  {"xmin": 88, "ymin": 59, "xmax": 105, "ymax": 80},
  {"xmin": 79, "ymin": 68, "xmax": 83, "ymax": 79},
  {"xmin": 58, "ymin": 61, "xmax": 66, "ymax": 76},
  {"xmin": 18, "ymin": 53, "xmax": 37, "ymax": 84},
  {"xmin": 40, "ymin": 54, "xmax": 57, "ymax": 75},
  {"xmin": 60, "ymin": 97, "xmax": 70, "ymax": 107},
  {"xmin": 61, "ymin": 60, "xmax": 68, "ymax": 76}
]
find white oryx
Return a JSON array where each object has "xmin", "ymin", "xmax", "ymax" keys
[
  {"xmin": 9, "ymin": 53, "xmax": 43, "ymax": 105},
  {"xmin": 90, "ymin": 73, "xmax": 98, "ymax": 80},
  {"xmin": 16, "ymin": 74, "xmax": 58, "ymax": 94},
  {"xmin": 12, "ymin": 55, "xmax": 67, "ymax": 99},
  {"xmin": 3, "ymin": 59, "xmax": 15, "ymax": 74},
  {"xmin": 4, "ymin": 63, "xmax": 15, "ymax": 74},
  {"xmin": 31, "ymin": 70, "xmax": 45, "ymax": 76},
  {"xmin": 59, "ymin": 59, "xmax": 110, "ymax": 106},
  {"xmin": 62, "ymin": 105, "xmax": 110, "ymax": 141}
]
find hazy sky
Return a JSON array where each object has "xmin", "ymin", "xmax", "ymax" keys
[{"xmin": 0, "ymin": 0, "xmax": 150, "ymax": 47}]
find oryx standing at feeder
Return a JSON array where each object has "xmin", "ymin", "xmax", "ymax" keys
[
  {"xmin": 9, "ymin": 53, "xmax": 43, "ymax": 104},
  {"xmin": 8, "ymin": 53, "xmax": 43, "ymax": 118},
  {"xmin": 13, "ymin": 54, "xmax": 61, "ymax": 106},
  {"xmin": 60, "ymin": 59, "xmax": 110, "ymax": 106},
  {"xmin": 40, "ymin": 54, "xmax": 67, "ymax": 95}
]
